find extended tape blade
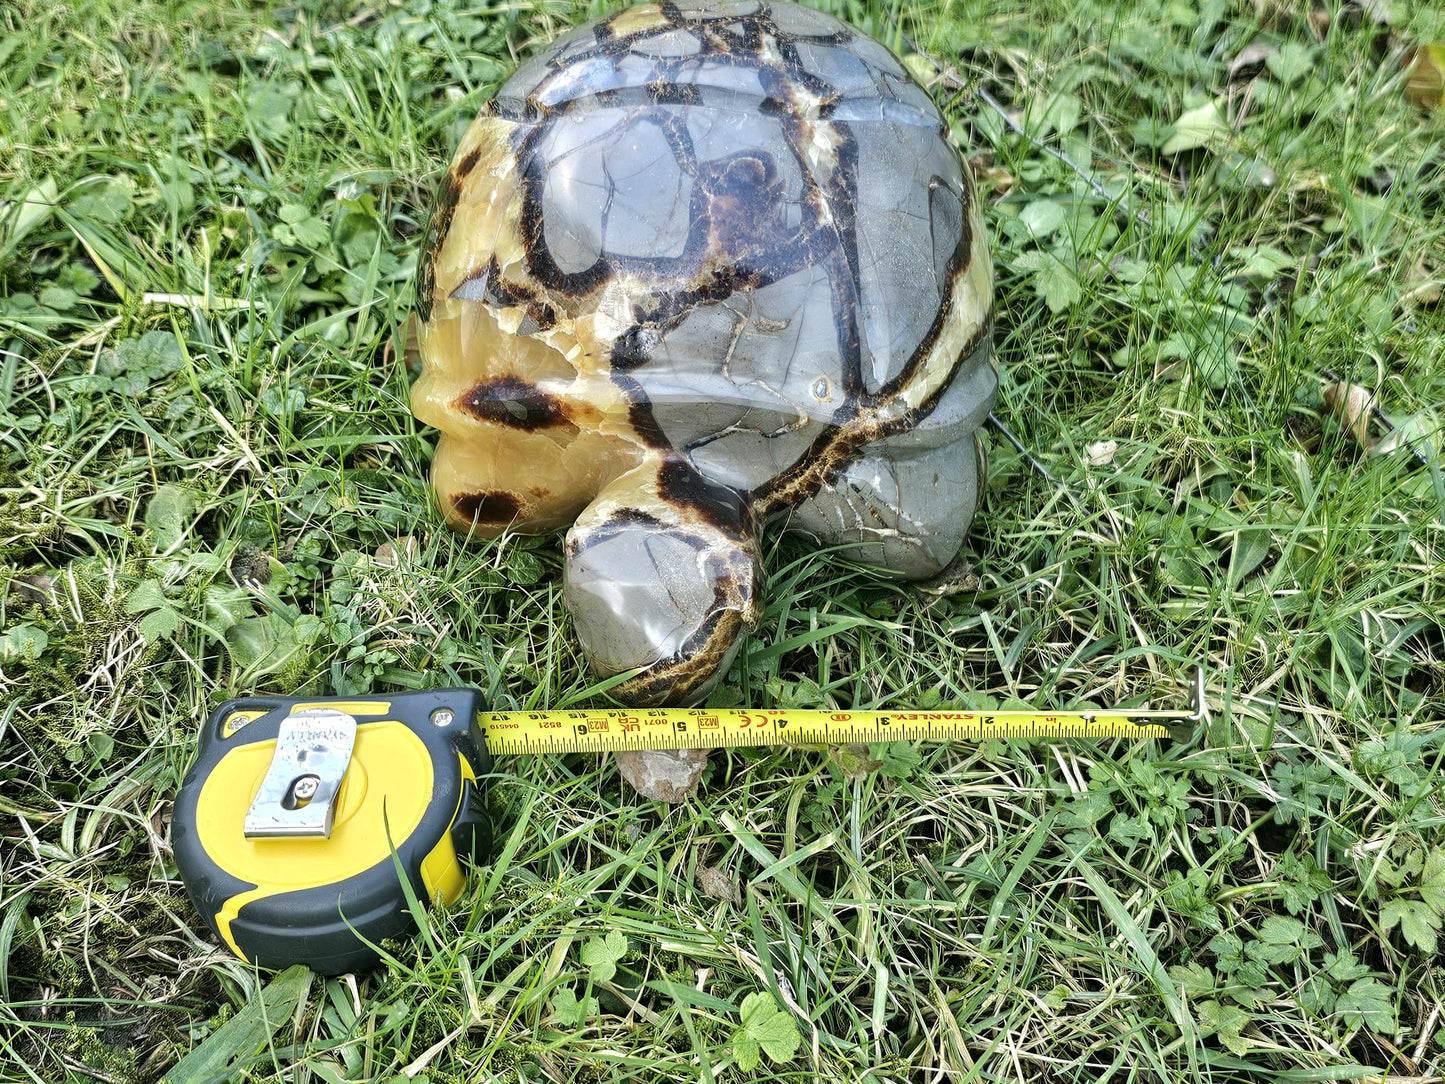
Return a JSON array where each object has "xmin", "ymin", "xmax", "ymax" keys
[
  {"xmin": 478, "ymin": 706, "xmax": 1189, "ymax": 755},
  {"xmin": 480, "ymin": 670, "xmax": 1206, "ymax": 755}
]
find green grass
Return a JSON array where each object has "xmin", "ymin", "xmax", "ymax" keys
[{"xmin": 2, "ymin": 0, "xmax": 1444, "ymax": 1080}]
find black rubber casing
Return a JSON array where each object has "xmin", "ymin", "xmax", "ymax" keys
[{"xmin": 172, "ymin": 688, "xmax": 492, "ymax": 975}]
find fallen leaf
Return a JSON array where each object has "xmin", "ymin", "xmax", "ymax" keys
[
  {"xmin": 1401, "ymin": 250, "xmax": 1442, "ymax": 308},
  {"xmin": 374, "ymin": 536, "xmax": 420, "ymax": 568},
  {"xmin": 696, "ymin": 865, "xmax": 742, "ymax": 906},
  {"xmin": 616, "ymin": 747, "xmax": 708, "ymax": 802},
  {"xmin": 1373, "ymin": 409, "xmax": 1441, "ymax": 462},
  {"xmin": 1229, "ymin": 42, "xmax": 1277, "ymax": 80},
  {"xmin": 1322, "ymin": 381, "xmax": 1376, "ymax": 447},
  {"xmin": 1162, "ymin": 99, "xmax": 1227, "ymax": 155},
  {"xmin": 10, "ymin": 574, "xmax": 57, "ymax": 607},
  {"xmin": 1345, "ymin": 0, "xmax": 1394, "ymax": 25},
  {"xmin": 968, "ymin": 153, "xmax": 1016, "ymax": 196},
  {"xmin": 1405, "ymin": 44, "xmax": 1445, "ymax": 111},
  {"xmin": 1321, "ymin": 384, "xmax": 1438, "ymax": 466},
  {"xmin": 1087, "ymin": 440, "xmax": 1118, "ymax": 467}
]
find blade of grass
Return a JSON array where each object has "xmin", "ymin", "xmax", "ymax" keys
[{"xmin": 161, "ymin": 965, "xmax": 312, "ymax": 1084}]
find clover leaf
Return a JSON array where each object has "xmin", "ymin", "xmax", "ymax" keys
[
  {"xmin": 731, "ymin": 992, "xmax": 799, "ymax": 1073},
  {"xmin": 580, "ymin": 930, "xmax": 627, "ymax": 984}
]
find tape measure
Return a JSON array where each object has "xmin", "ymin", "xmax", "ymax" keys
[
  {"xmin": 480, "ymin": 674, "xmax": 1204, "ymax": 754},
  {"xmin": 172, "ymin": 689, "xmax": 492, "ymax": 975},
  {"xmin": 173, "ymin": 672, "xmax": 1203, "ymax": 973}
]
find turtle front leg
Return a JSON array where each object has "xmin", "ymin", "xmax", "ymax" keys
[{"xmin": 564, "ymin": 455, "xmax": 763, "ymax": 708}]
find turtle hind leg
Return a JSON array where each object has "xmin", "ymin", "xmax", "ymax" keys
[
  {"xmin": 563, "ymin": 456, "xmax": 763, "ymax": 707},
  {"xmin": 786, "ymin": 431, "xmax": 987, "ymax": 579}
]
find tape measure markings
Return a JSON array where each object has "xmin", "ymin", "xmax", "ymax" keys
[{"xmin": 477, "ymin": 708, "xmax": 1182, "ymax": 755}]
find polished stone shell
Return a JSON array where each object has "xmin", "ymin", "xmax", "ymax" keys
[{"xmin": 413, "ymin": 0, "xmax": 996, "ymax": 705}]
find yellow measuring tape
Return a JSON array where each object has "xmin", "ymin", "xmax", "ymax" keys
[
  {"xmin": 479, "ymin": 668, "xmax": 1206, "ymax": 755},
  {"xmin": 174, "ymin": 672, "xmax": 1204, "ymax": 973}
]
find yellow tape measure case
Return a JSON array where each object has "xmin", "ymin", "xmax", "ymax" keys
[{"xmin": 172, "ymin": 689, "xmax": 492, "ymax": 974}]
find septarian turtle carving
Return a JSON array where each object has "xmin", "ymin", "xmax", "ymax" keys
[{"xmin": 413, "ymin": 0, "xmax": 997, "ymax": 709}]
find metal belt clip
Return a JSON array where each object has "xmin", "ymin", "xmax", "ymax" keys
[
  {"xmin": 1188, "ymin": 666, "xmax": 1208, "ymax": 723},
  {"xmin": 243, "ymin": 709, "xmax": 358, "ymax": 839}
]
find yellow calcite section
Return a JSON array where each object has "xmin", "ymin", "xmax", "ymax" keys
[
  {"xmin": 432, "ymin": 117, "xmax": 526, "ymax": 299},
  {"xmin": 412, "ymin": 119, "xmax": 658, "ymax": 536},
  {"xmin": 608, "ymin": 3, "xmax": 671, "ymax": 36}
]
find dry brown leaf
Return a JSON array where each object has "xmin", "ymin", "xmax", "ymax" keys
[
  {"xmin": 10, "ymin": 574, "xmax": 58, "ymax": 607},
  {"xmin": 1322, "ymin": 381, "xmax": 1376, "ymax": 447},
  {"xmin": 374, "ymin": 536, "xmax": 420, "ymax": 568},
  {"xmin": 967, "ymin": 152, "xmax": 1016, "ymax": 196},
  {"xmin": 1322, "ymin": 381, "xmax": 1439, "ymax": 466},
  {"xmin": 1229, "ymin": 42, "xmax": 1277, "ymax": 79},
  {"xmin": 696, "ymin": 865, "xmax": 742, "ymax": 905}
]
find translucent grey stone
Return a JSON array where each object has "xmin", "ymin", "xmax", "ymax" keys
[{"xmin": 418, "ymin": 1, "xmax": 998, "ymax": 739}]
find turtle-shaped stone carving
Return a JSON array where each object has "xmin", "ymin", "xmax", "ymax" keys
[{"xmin": 412, "ymin": 0, "xmax": 997, "ymax": 710}]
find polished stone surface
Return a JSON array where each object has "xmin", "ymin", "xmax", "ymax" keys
[{"xmin": 413, "ymin": 1, "xmax": 997, "ymax": 709}]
